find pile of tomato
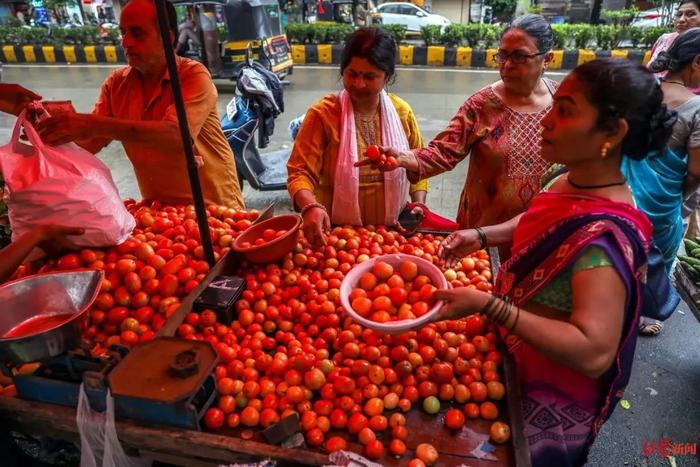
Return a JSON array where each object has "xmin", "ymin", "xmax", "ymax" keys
[
  {"xmin": 8, "ymin": 202, "xmax": 508, "ymax": 465},
  {"xmin": 10, "ymin": 200, "xmax": 259, "ymax": 353},
  {"xmin": 180, "ymin": 225, "xmax": 508, "ymax": 464}
]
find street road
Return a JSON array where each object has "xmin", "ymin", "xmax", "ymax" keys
[{"xmin": 1, "ymin": 64, "xmax": 698, "ymax": 467}]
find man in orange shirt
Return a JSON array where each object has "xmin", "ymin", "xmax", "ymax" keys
[{"xmin": 36, "ymin": 0, "xmax": 244, "ymax": 209}]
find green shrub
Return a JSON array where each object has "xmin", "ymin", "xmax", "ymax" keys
[
  {"xmin": 628, "ymin": 26, "xmax": 645, "ymax": 49},
  {"xmin": 376, "ymin": 23, "xmax": 407, "ymax": 44},
  {"xmin": 570, "ymin": 24, "xmax": 595, "ymax": 49},
  {"xmin": 440, "ymin": 24, "xmax": 463, "ymax": 47},
  {"xmin": 463, "ymin": 24, "xmax": 481, "ymax": 47},
  {"xmin": 551, "ymin": 24, "xmax": 569, "ymax": 50},
  {"xmin": 481, "ymin": 24, "xmax": 501, "ymax": 49},
  {"xmin": 421, "ymin": 25, "xmax": 442, "ymax": 46},
  {"xmin": 643, "ymin": 26, "xmax": 672, "ymax": 49}
]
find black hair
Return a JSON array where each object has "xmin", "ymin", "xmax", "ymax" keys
[
  {"xmin": 681, "ymin": 0, "xmax": 700, "ymax": 12},
  {"xmin": 572, "ymin": 59, "xmax": 676, "ymax": 160},
  {"xmin": 649, "ymin": 27, "xmax": 700, "ymax": 73},
  {"xmin": 340, "ymin": 27, "xmax": 397, "ymax": 83},
  {"xmin": 501, "ymin": 14, "xmax": 554, "ymax": 53}
]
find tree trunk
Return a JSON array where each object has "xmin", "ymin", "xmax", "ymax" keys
[{"xmin": 590, "ymin": 0, "xmax": 603, "ymax": 24}]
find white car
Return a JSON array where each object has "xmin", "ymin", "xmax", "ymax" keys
[
  {"xmin": 375, "ymin": 2, "xmax": 450, "ymax": 32},
  {"xmin": 631, "ymin": 7, "xmax": 676, "ymax": 28}
]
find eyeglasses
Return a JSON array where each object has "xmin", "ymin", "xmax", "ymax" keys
[{"xmin": 493, "ymin": 50, "xmax": 547, "ymax": 65}]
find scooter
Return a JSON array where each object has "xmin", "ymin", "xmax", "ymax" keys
[
  {"xmin": 221, "ymin": 50, "xmax": 291, "ymax": 192},
  {"xmin": 221, "ymin": 96, "xmax": 291, "ymax": 191}
]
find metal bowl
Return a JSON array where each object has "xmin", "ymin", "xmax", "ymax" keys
[{"xmin": 0, "ymin": 269, "xmax": 103, "ymax": 365}]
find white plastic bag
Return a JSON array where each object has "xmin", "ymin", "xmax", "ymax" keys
[
  {"xmin": 0, "ymin": 113, "xmax": 135, "ymax": 248},
  {"xmin": 77, "ymin": 384, "xmax": 151, "ymax": 467}
]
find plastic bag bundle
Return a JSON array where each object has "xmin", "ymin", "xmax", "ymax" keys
[
  {"xmin": 77, "ymin": 384, "xmax": 151, "ymax": 467},
  {"xmin": 0, "ymin": 112, "xmax": 134, "ymax": 248}
]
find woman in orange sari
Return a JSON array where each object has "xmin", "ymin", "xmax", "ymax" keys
[{"xmin": 432, "ymin": 60, "xmax": 674, "ymax": 466}]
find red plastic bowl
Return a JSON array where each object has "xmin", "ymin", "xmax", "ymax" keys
[{"xmin": 232, "ymin": 214, "xmax": 302, "ymax": 263}]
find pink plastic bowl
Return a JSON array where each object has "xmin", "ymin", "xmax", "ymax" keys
[{"xmin": 340, "ymin": 254, "xmax": 449, "ymax": 334}]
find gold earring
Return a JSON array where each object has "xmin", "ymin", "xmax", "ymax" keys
[{"xmin": 600, "ymin": 142, "xmax": 611, "ymax": 159}]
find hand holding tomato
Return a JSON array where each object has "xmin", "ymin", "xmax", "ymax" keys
[
  {"xmin": 355, "ymin": 145, "xmax": 417, "ymax": 172},
  {"xmin": 433, "ymin": 287, "xmax": 489, "ymax": 321},
  {"xmin": 438, "ymin": 229, "xmax": 482, "ymax": 268}
]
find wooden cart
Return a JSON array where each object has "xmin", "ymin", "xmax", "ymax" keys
[{"xmin": 0, "ymin": 247, "xmax": 530, "ymax": 467}]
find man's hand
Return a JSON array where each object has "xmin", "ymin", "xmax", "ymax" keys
[
  {"xmin": 0, "ymin": 84, "xmax": 41, "ymax": 116},
  {"xmin": 438, "ymin": 229, "xmax": 482, "ymax": 269},
  {"xmin": 35, "ymin": 112, "xmax": 89, "ymax": 146},
  {"xmin": 35, "ymin": 225, "xmax": 85, "ymax": 255},
  {"xmin": 302, "ymin": 206, "xmax": 330, "ymax": 248}
]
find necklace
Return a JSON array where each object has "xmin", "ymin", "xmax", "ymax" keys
[
  {"xmin": 567, "ymin": 175, "xmax": 627, "ymax": 190},
  {"xmin": 354, "ymin": 107, "xmax": 379, "ymax": 146},
  {"xmin": 662, "ymin": 79, "xmax": 687, "ymax": 87}
]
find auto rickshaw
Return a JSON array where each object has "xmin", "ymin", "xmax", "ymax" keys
[
  {"xmin": 313, "ymin": 0, "xmax": 355, "ymax": 24},
  {"xmin": 171, "ymin": 0, "xmax": 293, "ymax": 80}
]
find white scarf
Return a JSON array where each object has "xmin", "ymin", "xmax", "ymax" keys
[{"xmin": 332, "ymin": 90, "xmax": 410, "ymax": 226}]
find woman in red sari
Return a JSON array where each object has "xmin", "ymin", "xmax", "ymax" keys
[{"xmin": 432, "ymin": 60, "xmax": 675, "ymax": 466}]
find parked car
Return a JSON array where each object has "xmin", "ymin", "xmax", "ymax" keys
[
  {"xmin": 374, "ymin": 2, "xmax": 450, "ymax": 32},
  {"xmin": 631, "ymin": 6, "xmax": 677, "ymax": 28}
]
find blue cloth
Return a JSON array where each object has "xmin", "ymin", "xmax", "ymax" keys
[{"xmin": 621, "ymin": 148, "xmax": 687, "ymax": 273}]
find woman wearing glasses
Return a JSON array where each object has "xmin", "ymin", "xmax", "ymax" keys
[{"xmin": 384, "ymin": 14, "xmax": 555, "ymax": 257}]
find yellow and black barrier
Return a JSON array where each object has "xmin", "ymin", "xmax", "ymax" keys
[
  {"xmin": 292, "ymin": 44, "xmax": 653, "ymax": 70},
  {"xmin": 1, "ymin": 44, "xmax": 652, "ymax": 70},
  {"xmin": 0, "ymin": 44, "xmax": 125, "ymax": 64}
]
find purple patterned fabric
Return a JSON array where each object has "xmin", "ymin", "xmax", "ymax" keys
[{"xmin": 496, "ymin": 212, "xmax": 648, "ymax": 467}]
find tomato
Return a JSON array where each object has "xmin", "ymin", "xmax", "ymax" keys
[
  {"xmin": 365, "ymin": 144, "xmax": 381, "ymax": 161},
  {"xmin": 226, "ymin": 413, "xmax": 240, "ymax": 428},
  {"xmin": 430, "ymin": 362, "xmax": 453, "ymax": 384},
  {"xmin": 240, "ymin": 406, "xmax": 260, "ymax": 427},
  {"xmin": 204, "ymin": 408, "xmax": 225, "ymax": 430},
  {"xmin": 306, "ymin": 427, "xmax": 324, "ymax": 447},
  {"xmin": 107, "ymin": 307, "xmax": 129, "ymax": 324},
  {"xmin": 389, "ymin": 438, "xmax": 406, "ymax": 457},
  {"xmin": 464, "ymin": 402, "xmax": 480, "ymax": 419},
  {"xmin": 422, "ymin": 396, "xmax": 440, "ymax": 414},
  {"xmin": 469, "ymin": 382, "xmax": 488, "ymax": 402},
  {"xmin": 408, "ymin": 459, "xmax": 426, "ymax": 467},
  {"xmin": 218, "ymin": 395, "xmax": 236, "ymax": 414},
  {"xmin": 58, "ymin": 254, "xmax": 81, "ymax": 270},
  {"xmin": 372, "ymin": 261, "xmax": 394, "ymax": 280},
  {"xmin": 348, "ymin": 412, "xmax": 368, "ymax": 434},
  {"xmin": 490, "ymin": 421, "xmax": 511, "ymax": 444},
  {"xmin": 415, "ymin": 443, "xmax": 439, "ymax": 466},
  {"xmin": 364, "ymin": 439, "xmax": 385, "ymax": 460},
  {"xmin": 115, "ymin": 259, "xmax": 137, "ymax": 276},
  {"xmin": 358, "ymin": 427, "xmax": 376, "ymax": 445},
  {"xmin": 444, "ymin": 408, "xmax": 465, "ymax": 430},
  {"xmin": 479, "ymin": 401, "xmax": 499, "ymax": 420},
  {"xmin": 399, "ymin": 260, "xmax": 418, "ymax": 281},
  {"xmin": 325, "ymin": 436, "xmax": 347, "ymax": 453},
  {"xmin": 359, "ymin": 272, "xmax": 378, "ymax": 291}
]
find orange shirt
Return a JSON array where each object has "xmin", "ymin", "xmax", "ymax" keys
[{"xmin": 92, "ymin": 57, "xmax": 244, "ymax": 209}]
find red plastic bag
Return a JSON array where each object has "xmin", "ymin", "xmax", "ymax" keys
[{"xmin": 0, "ymin": 113, "xmax": 134, "ymax": 248}]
